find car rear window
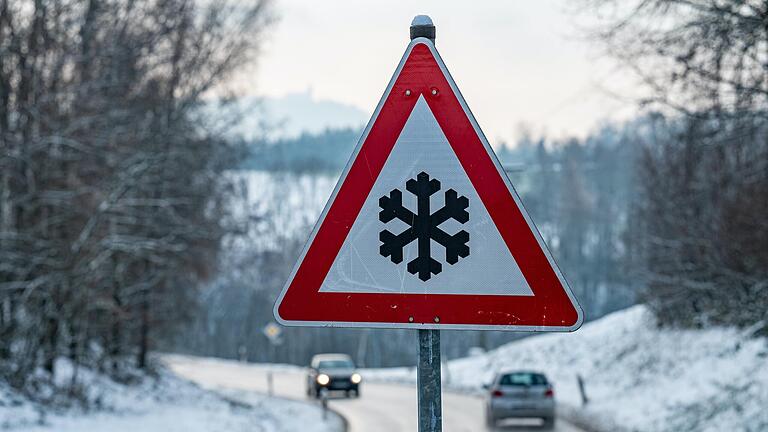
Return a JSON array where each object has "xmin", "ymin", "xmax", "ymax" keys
[
  {"xmin": 499, "ymin": 373, "xmax": 548, "ymax": 386},
  {"xmin": 318, "ymin": 360, "xmax": 354, "ymax": 369}
]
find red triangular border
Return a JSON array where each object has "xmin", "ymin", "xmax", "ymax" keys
[{"xmin": 274, "ymin": 40, "xmax": 583, "ymax": 330}]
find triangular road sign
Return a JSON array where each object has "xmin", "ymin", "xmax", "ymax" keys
[{"xmin": 274, "ymin": 38, "xmax": 583, "ymax": 331}]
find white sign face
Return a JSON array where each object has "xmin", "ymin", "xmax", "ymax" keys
[{"xmin": 319, "ymin": 96, "xmax": 533, "ymax": 296}]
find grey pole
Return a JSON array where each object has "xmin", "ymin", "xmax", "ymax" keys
[{"xmin": 418, "ymin": 329, "xmax": 442, "ymax": 432}]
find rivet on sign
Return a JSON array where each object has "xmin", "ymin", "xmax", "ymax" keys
[
  {"xmin": 431, "ymin": 88, "xmax": 438, "ymax": 96},
  {"xmin": 408, "ymin": 316, "xmax": 415, "ymax": 322},
  {"xmin": 434, "ymin": 316, "xmax": 440, "ymax": 323},
  {"xmin": 405, "ymin": 89, "xmax": 412, "ymax": 96}
]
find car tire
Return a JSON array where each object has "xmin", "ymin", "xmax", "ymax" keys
[
  {"xmin": 484, "ymin": 410, "xmax": 495, "ymax": 429},
  {"xmin": 542, "ymin": 417, "xmax": 555, "ymax": 430}
]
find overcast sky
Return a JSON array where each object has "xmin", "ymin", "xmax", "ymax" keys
[{"xmin": 234, "ymin": 0, "xmax": 640, "ymax": 144}]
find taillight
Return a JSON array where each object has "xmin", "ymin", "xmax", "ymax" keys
[
  {"xmin": 544, "ymin": 388, "xmax": 554, "ymax": 398},
  {"xmin": 491, "ymin": 389, "xmax": 504, "ymax": 397}
]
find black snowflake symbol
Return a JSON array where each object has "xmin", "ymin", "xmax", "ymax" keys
[{"xmin": 378, "ymin": 171, "xmax": 470, "ymax": 281}]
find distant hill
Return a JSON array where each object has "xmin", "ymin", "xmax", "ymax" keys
[
  {"xmin": 211, "ymin": 90, "xmax": 369, "ymax": 141},
  {"xmin": 263, "ymin": 90, "xmax": 369, "ymax": 138}
]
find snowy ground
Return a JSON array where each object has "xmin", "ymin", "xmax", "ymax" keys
[
  {"xmin": 0, "ymin": 358, "xmax": 341, "ymax": 432},
  {"xmin": 365, "ymin": 305, "xmax": 768, "ymax": 432},
  {"xmin": 162, "ymin": 355, "xmax": 344, "ymax": 432},
  {"xmin": 7, "ymin": 307, "xmax": 765, "ymax": 432}
]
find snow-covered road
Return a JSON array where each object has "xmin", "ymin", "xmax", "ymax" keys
[{"xmin": 165, "ymin": 355, "xmax": 585, "ymax": 432}]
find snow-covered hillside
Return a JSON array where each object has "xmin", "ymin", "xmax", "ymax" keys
[
  {"xmin": 0, "ymin": 358, "xmax": 339, "ymax": 432},
  {"xmin": 366, "ymin": 305, "xmax": 768, "ymax": 432}
]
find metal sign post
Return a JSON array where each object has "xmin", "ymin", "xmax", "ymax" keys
[
  {"xmin": 411, "ymin": 16, "xmax": 442, "ymax": 432},
  {"xmin": 417, "ymin": 329, "xmax": 442, "ymax": 432}
]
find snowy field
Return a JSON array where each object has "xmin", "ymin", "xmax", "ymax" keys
[
  {"xmin": 0, "ymin": 358, "xmax": 340, "ymax": 432},
  {"xmin": 365, "ymin": 305, "xmax": 768, "ymax": 432}
]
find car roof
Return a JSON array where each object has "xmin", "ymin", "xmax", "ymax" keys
[
  {"xmin": 495, "ymin": 370, "xmax": 548, "ymax": 377},
  {"xmin": 311, "ymin": 353, "xmax": 352, "ymax": 361}
]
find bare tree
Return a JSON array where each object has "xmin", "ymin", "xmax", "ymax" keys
[
  {"xmin": 0, "ymin": 0, "xmax": 273, "ymax": 394},
  {"xmin": 585, "ymin": 0, "xmax": 768, "ymax": 329}
]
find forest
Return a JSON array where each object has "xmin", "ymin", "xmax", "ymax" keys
[{"xmin": 0, "ymin": 0, "xmax": 272, "ymax": 394}]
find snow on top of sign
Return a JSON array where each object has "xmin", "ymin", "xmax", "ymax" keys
[{"xmin": 411, "ymin": 15, "xmax": 433, "ymax": 26}]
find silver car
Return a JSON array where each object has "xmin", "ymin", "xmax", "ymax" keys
[
  {"xmin": 306, "ymin": 353, "xmax": 362, "ymax": 398},
  {"xmin": 484, "ymin": 371, "xmax": 556, "ymax": 429}
]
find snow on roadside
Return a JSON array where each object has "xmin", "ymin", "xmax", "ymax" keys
[
  {"xmin": 163, "ymin": 355, "xmax": 344, "ymax": 432},
  {"xmin": 0, "ymin": 383, "xmax": 39, "ymax": 429},
  {"xmin": 164, "ymin": 354, "xmax": 304, "ymax": 377},
  {"xmin": 365, "ymin": 305, "xmax": 768, "ymax": 432},
  {"xmin": 0, "ymin": 357, "xmax": 339, "ymax": 432},
  {"xmin": 214, "ymin": 387, "xmax": 343, "ymax": 432}
]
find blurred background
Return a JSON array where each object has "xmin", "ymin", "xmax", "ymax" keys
[{"xmin": 0, "ymin": 1, "xmax": 766, "ymax": 431}]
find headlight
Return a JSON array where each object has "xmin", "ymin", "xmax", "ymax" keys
[
  {"xmin": 350, "ymin": 373, "xmax": 362, "ymax": 384},
  {"xmin": 316, "ymin": 374, "xmax": 330, "ymax": 385}
]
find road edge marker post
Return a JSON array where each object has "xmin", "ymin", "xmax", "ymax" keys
[{"xmin": 411, "ymin": 15, "xmax": 443, "ymax": 432}]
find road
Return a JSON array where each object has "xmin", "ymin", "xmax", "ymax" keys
[{"xmin": 166, "ymin": 356, "xmax": 585, "ymax": 432}]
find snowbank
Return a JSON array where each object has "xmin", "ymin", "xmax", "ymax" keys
[
  {"xmin": 366, "ymin": 305, "xmax": 768, "ymax": 432},
  {"xmin": 0, "ymin": 383, "xmax": 39, "ymax": 429},
  {"xmin": 0, "ymin": 358, "xmax": 339, "ymax": 432},
  {"xmin": 163, "ymin": 355, "xmax": 344, "ymax": 432}
]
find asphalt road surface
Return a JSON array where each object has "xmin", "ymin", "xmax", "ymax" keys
[{"xmin": 167, "ymin": 356, "xmax": 585, "ymax": 432}]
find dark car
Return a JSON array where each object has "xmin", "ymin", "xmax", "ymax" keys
[
  {"xmin": 306, "ymin": 353, "xmax": 362, "ymax": 398},
  {"xmin": 484, "ymin": 371, "xmax": 556, "ymax": 429}
]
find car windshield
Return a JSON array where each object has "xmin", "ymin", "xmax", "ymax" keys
[
  {"xmin": 318, "ymin": 360, "xmax": 354, "ymax": 369},
  {"xmin": 499, "ymin": 373, "xmax": 548, "ymax": 386}
]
